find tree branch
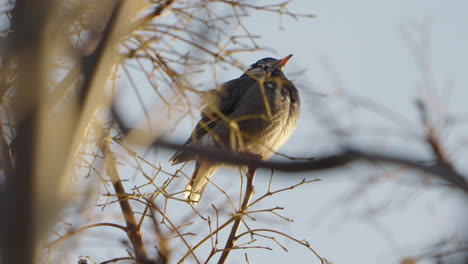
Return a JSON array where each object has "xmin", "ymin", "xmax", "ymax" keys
[
  {"xmin": 217, "ymin": 166, "xmax": 257, "ymax": 264},
  {"xmin": 153, "ymin": 140, "xmax": 468, "ymax": 194},
  {"xmin": 102, "ymin": 139, "xmax": 151, "ymax": 264}
]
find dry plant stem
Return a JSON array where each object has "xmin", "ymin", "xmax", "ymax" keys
[
  {"xmin": 217, "ymin": 166, "xmax": 257, "ymax": 264},
  {"xmin": 102, "ymin": 140, "xmax": 150, "ymax": 264}
]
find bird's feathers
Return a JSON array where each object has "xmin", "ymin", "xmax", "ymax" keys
[
  {"xmin": 171, "ymin": 56, "xmax": 300, "ymax": 204},
  {"xmin": 169, "ymin": 76, "xmax": 257, "ymax": 164},
  {"xmin": 207, "ymin": 78, "xmax": 300, "ymax": 159},
  {"xmin": 183, "ymin": 160, "xmax": 221, "ymax": 204}
]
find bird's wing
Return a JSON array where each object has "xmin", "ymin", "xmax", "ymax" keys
[{"xmin": 170, "ymin": 76, "xmax": 256, "ymax": 164}]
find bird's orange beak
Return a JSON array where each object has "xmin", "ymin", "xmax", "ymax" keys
[
  {"xmin": 279, "ymin": 54, "xmax": 293, "ymax": 66},
  {"xmin": 273, "ymin": 54, "xmax": 293, "ymax": 71}
]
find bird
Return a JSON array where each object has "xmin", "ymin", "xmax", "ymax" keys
[{"xmin": 170, "ymin": 55, "xmax": 301, "ymax": 204}]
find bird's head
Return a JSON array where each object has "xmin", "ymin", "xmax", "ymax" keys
[{"xmin": 242, "ymin": 54, "xmax": 293, "ymax": 78}]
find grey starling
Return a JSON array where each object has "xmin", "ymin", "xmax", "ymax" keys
[{"xmin": 170, "ymin": 55, "xmax": 300, "ymax": 204}]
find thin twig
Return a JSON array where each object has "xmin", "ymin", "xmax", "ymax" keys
[{"xmin": 47, "ymin": 222, "xmax": 127, "ymax": 248}]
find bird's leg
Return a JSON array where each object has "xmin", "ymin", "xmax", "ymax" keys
[
  {"xmin": 239, "ymin": 153, "xmax": 259, "ymax": 201},
  {"xmin": 244, "ymin": 166, "xmax": 257, "ymax": 204}
]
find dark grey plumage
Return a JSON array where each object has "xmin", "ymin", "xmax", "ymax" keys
[{"xmin": 170, "ymin": 55, "xmax": 300, "ymax": 203}]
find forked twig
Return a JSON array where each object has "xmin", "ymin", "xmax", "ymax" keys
[
  {"xmin": 236, "ymin": 229, "xmax": 327, "ymax": 264},
  {"xmin": 102, "ymin": 139, "xmax": 150, "ymax": 264}
]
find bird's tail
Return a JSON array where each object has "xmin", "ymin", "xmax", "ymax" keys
[{"xmin": 184, "ymin": 161, "xmax": 220, "ymax": 204}]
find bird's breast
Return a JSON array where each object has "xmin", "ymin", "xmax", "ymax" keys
[{"xmin": 241, "ymin": 80, "xmax": 300, "ymax": 158}]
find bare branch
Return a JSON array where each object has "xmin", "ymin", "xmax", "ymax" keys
[
  {"xmin": 102, "ymin": 138, "xmax": 151, "ymax": 264},
  {"xmin": 153, "ymin": 140, "xmax": 468, "ymax": 193},
  {"xmin": 217, "ymin": 166, "xmax": 257, "ymax": 264}
]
